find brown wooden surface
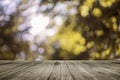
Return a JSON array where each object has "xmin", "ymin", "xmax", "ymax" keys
[{"xmin": 0, "ymin": 60, "xmax": 120, "ymax": 80}]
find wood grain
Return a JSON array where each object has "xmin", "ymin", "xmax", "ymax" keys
[{"xmin": 0, "ymin": 60, "xmax": 120, "ymax": 80}]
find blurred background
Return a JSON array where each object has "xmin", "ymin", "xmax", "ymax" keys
[{"xmin": 0, "ymin": 0, "xmax": 120, "ymax": 60}]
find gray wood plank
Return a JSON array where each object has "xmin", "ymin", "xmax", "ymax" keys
[
  {"xmin": 70, "ymin": 61, "xmax": 97, "ymax": 80},
  {"xmin": 0, "ymin": 60, "xmax": 120, "ymax": 80},
  {"xmin": 0, "ymin": 62, "xmax": 29, "ymax": 72},
  {"xmin": 61, "ymin": 61, "xmax": 74, "ymax": 80},
  {"xmin": 35, "ymin": 61, "xmax": 55, "ymax": 80},
  {"xmin": 82, "ymin": 61, "xmax": 120, "ymax": 75},
  {"xmin": 79, "ymin": 61, "xmax": 120, "ymax": 80},
  {"xmin": 9, "ymin": 61, "xmax": 43, "ymax": 80},
  {"xmin": 0, "ymin": 62, "xmax": 38, "ymax": 80},
  {"xmin": 66, "ymin": 61, "xmax": 89, "ymax": 80},
  {"xmin": 47, "ymin": 61, "xmax": 61, "ymax": 80},
  {"xmin": 9, "ymin": 61, "xmax": 55, "ymax": 80}
]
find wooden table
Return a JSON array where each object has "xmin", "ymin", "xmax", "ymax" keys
[{"xmin": 0, "ymin": 60, "xmax": 120, "ymax": 80}]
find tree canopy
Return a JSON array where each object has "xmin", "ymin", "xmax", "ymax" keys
[{"xmin": 0, "ymin": 0, "xmax": 120, "ymax": 60}]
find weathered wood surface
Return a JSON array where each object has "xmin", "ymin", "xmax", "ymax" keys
[{"xmin": 0, "ymin": 60, "xmax": 120, "ymax": 80}]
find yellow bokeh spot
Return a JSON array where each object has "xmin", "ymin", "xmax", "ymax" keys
[
  {"xmin": 101, "ymin": 47, "xmax": 111, "ymax": 59},
  {"xmin": 58, "ymin": 27, "xmax": 86, "ymax": 53},
  {"xmin": 79, "ymin": 0, "xmax": 95, "ymax": 17},
  {"xmin": 101, "ymin": 52, "xmax": 106, "ymax": 59},
  {"xmin": 86, "ymin": 41, "xmax": 95, "ymax": 49},
  {"xmin": 113, "ymin": 23, "xmax": 117, "ymax": 32},
  {"xmin": 105, "ymin": 48, "xmax": 110, "ymax": 55},
  {"xmin": 79, "ymin": 6, "xmax": 89, "ymax": 17},
  {"xmin": 111, "ymin": 16, "xmax": 116, "ymax": 23},
  {"xmin": 83, "ymin": 0, "xmax": 95, "ymax": 8},
  {"xmin": 95, "ymin": 53, "xmax": 100, "ymax": 59},
  {"xmin": 79, "ymin": 38, "xmax": 86, "ymax": 45},
  {"xmin": 96, "ymin": 30, "xmax": 104, "ymax": 37},
  {"xmin": 99, "ymin": 0, "xmax": 115, "ymax": 7},
  {"xmin": 103, "ymin": 19, "xmax": 110, "ymax": 28},
  {"xmin": 116, "ymin": 49, "xmax": 120, "ymax": 56},
  {"xmin": 73, "ymin": 45, "xmax": 86, "ymax": 55},
  {"xmin": 91, "ymin": 52, "xmax": 100, "ymax": 59},
  {"xmin": 92, "ymin": 8, "xmax": 102, "ymax": 17}
]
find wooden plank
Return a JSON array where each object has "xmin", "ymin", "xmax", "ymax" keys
[
  {"xmin": 0, "ymin": 62, "xmax": 29, "ymax": 73},
  {"xmin": 47, "ymin": 61, "xmax": 61, "ymax": 80},
  {"xmin": 66, "ymin": 61, "xmax": 90, "ymax": 80},
  {"xmin": 9, "ymin": 61, "xmax": 55, "ymax": 80},
  {"xmin": 61, "ymin": 61, "xmax": 73, "ymax": 80},
  {"xmin": 70, "ymin": 61, "xmax": 97, "ymax": 80},
  {"xmin": 79, "ymin": 61, "xmax": 120, "ymax": 80},
  {"xmin": 8, "ymin": 61, "xmax": 43, "ymax": 80},
  {"xmin": 84, "ymin": 61, "xmax": 120, "ymax": 75},
  {"xmin": 35, "ymin": 61, "xmax": 55, "ymax": 80},
  {"xmin": 0, "ymin": 62, "xmax": 38, "ymax": 80},
  {"xmin": 82, "ymin": 61, "xmax": 120, "ymax": 75},
  {"xmin": 0, "ymin": 60, "xmax": 120, "ymax": 80}
]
